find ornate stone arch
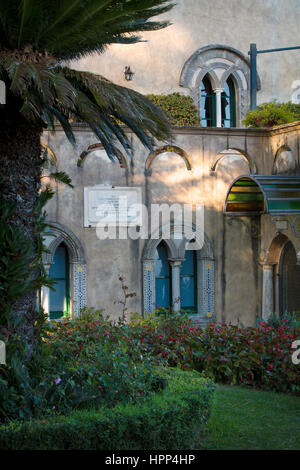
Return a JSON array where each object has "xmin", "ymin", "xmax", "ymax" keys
[
  {"xmin": 179, "ymin": 44, "xmax": 261, "ymax": 126},
  {"xmin": 266, "ymin": 232, "xmax": 290, "ymax": 265},
  {"xmin": 43, "ymin": 222, "xmax": 85, "ymax": 264},
  {"xmin": 145, "ymin": 145, "xmax": 192, "ymax": 176},
  {"xmin": 142, "ymin": 221, "xmax": 214, "ymax": 320},
  {"xmin": 180, "ymin": 44, "xmax": 261, "ymax": 90},
  {"xmin": 193, "ymin": 68, "xmax": 219, "ymax": 92},
  {"xmin": 142, "ymin": 236, "xmax": 178, "ymax": 261},
  {"xmin": 222, "ymin": 68, "xmax": 241, "ymax": 90},
  {"xmin": 41, "ymin": 222, "xmax": 87, "ymax": 318}
]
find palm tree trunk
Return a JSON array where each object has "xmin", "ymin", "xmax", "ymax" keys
[{"xmin": 0, "ymin": 107, "xmax": 43, "ymax": 358}]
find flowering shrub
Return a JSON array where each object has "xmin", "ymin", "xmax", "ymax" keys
[
  {"xmin": 256, "ymin": 311, "xmax": 300, "ymax": 330},
  {"xmin": 191, "ymin": 322, "xmax": 299, "ymax": 394},
  {"xmin": 0, "ymin": 315, "xmax": 164, "ymax": 422},
  {"xmin": 128, "ymin": 313, "xmax": 299, "ymax": 395},
  {"xmin": 1, "ymin": 308, "xmax": 298, "ymax": 423},
  {"xmin": 129, "ymin": 311, "xmax": 196, "ymax": 366},
  {"xmin": 36, "ymin": 315, "xmax": 300, "ymax": 408}
]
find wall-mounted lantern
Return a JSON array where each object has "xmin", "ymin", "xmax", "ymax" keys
[{"xmin": 124, "ymin": 66, "xmax": 134, "ymax": 81}]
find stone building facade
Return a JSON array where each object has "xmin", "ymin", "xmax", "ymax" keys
[{"xmin": 41, "ymin": 0, "xmax": 300, "ymax": 325}]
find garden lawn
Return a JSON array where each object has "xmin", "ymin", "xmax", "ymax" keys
[{"xmin": 198, "ymin": 385, "xmax": 300, "ymax": 450}]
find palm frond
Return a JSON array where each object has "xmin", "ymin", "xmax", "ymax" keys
[
  {"xmin": 48, "ymin": 105, "xmax": 76, "ymax": 146},
  {"xmin": 46, "ymin": 171, "xmax": 74, "ymax": 188},
  {"xmin": 0, "ymin": 0, "xmax": 174, "ymax": 159},
  {"xmin": 0, "ymin": 0, "xmax": 174, "ymax": 60},
  {"xmin": 0, "ymin": 57, "xmax": 172, "ymax": 157},
  {"xmin": 61, "ymin": 67, "xmax": 172, "ymax": 148}
]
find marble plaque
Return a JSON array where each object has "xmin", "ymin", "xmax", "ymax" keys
[{"xmin": 84, "ymin": 186, "xmax": 142, "ymax": 227}]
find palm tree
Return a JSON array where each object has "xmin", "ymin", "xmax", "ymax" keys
[{"xmin": 0, "ymin": 0, "xmax": 173, "ymax": 355}]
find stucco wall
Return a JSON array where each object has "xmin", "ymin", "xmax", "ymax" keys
[
  {"xmin": 70, "ymin": 0, "xmax": 300, "ymax": 105},
  {"xmin": 43, "ymin": 122, "xmax": 300, "ymax": 326}
]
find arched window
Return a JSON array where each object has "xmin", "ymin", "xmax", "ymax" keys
[
  {"xmin": 49, "ymin": 243, "xmax": 70, "ymax": 320},
  {"xmin": 221, "ymin": 76, "xmax": 236, "ymax": 128},
  {"xmin": 201, "ymin": 75, "xmax": 216, "ymax": 127},
  {"xmin": 181, "ymin": 45, "xmax": 260, "ymax": 127},
  {"xmin": 155, "ymin": 242, "xmax": 171, "ymax": 308},
  {"xmin": 180, "ymin": 250, "xmax": 197, "ymax": 313},
  {"xmin": 143, "ymin": 233, "xmax": 215, "ymax": 319}
]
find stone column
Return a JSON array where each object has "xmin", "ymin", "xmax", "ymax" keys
[
  {"xmin": 262, "ymin": 264, "xmax": 275, "ymax": 320},
  {"xmin": 169, "ymin": 259, "xmax": 182, "ymax": 312},
  {"xmin": 214, "ymin": 88, "xmax": 223, "ymax": 127}
]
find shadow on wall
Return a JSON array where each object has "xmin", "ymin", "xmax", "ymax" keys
[{"xmin": 146, "ymin": 148, "xmax": 252, "ymax": 208}]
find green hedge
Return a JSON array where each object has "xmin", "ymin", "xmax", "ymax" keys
[{"xmin": 0, "ymin": 369, "xmax": 215, "ymax": 450}]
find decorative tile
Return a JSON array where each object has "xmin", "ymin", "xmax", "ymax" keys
[{"xmin": 143, "ymin": 260, "xmax": 155, "ymax": 313}]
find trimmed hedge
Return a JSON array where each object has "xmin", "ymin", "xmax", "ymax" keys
[{"xmin": 0, "ymin": 369, "xmax": 215, "ymax": 450}]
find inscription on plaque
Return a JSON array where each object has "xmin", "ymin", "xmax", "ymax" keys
[{"xmin": 84, "ymin": 186, "xmax": 142, "ymax": 227}]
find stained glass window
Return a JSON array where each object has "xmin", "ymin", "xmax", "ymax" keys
[{"xmin": 225, "ymin": 175, "xmax": 300, "ymax": 215}]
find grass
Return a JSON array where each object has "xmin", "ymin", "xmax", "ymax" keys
[{"xmin": 197, "ymin": 385, "xmax": 300, "ymax": 450}]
